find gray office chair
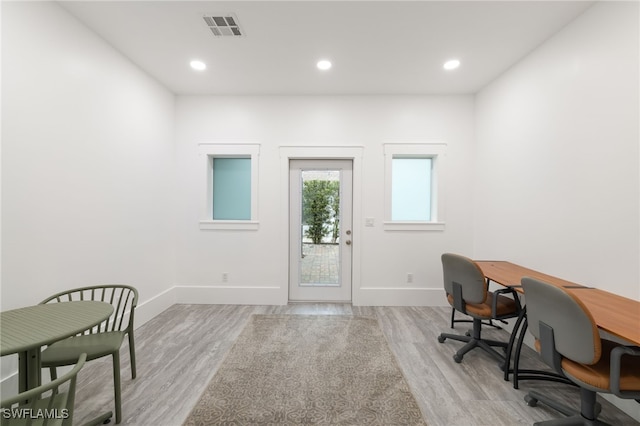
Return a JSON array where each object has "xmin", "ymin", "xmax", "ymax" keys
[
  {"xmin": 1, "ymin": 353, "xmax": 86, "ymax": 426},
  {"xmin": 438, "ymin": 253, "xmax": 521, "ymax": 364},
  {"xmin": 39, "ymin": 285, "xmax": 138, "ymax": 424},
  {"xmin": 521, "ymin": 277, "xmax": 640, "ymax": 425}
]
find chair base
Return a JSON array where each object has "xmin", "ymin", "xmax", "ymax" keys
[
  {"xmin": 438, "ymin": 317, "xmax": 508, "ymax": 365},
  {"xmin": 526, "ymin": 389, "xmax": 607, "ymax": 426},
  {"xmin": 532, "ymin": 415, "xmax": 610, "ymax": 426},
  {"xmin": 510, "ymin": 369, "xmax": 575, "ymax": 388}
]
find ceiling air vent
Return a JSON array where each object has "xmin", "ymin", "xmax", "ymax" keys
[{"xmin": 203, "ymin": 14, "xmax": 243, "ymax": 37}]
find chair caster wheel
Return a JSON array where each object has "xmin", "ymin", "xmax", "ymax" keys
[
  {"xmin": 524, "ymin": 395, "xmax": 538, "ymax": 407},
  {"xmin": 453, "ymin": 354, "xmax": 463, "ymax": 363},
  {"xmin": 438, "ymin": 335, "xmax": 446, "ymax": 343},
  {"xmin": 465, "ymin": 331, "xmax": 471, "ymax": 337},
  {"xmin": 103, "ymin": 419, "xmax": 111, "ymax": 424}
]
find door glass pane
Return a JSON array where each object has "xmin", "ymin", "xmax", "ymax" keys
[
  {"xmin": 300, "ymin": 170, "xmax": 340, "ymax": 286},
  {"xmin": 213, "ymin": 157, "xmax": 251, "ymax": 220}
]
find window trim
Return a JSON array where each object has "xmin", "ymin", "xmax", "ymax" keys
[
  {"xmin": 198, "ymin": 143, "xmax": 260, "ymax": 230},
  {"xmin": 383, "ymin": 143, "xmax": 446, "ymax": 231}
]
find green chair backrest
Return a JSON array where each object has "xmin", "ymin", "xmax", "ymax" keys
[
  {"xmin": 40, "ymin": 285, "xmax": 138, "ymax": 335},
  {"xmin": 1, "ymin": 353, "xmax": 86, "ymax": 426}
]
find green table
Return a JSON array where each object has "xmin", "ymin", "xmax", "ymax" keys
[{"xmin": 1, "ymin": 301, "xmax": 114, "ymax": 392}]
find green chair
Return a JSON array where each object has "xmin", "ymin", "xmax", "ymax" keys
[
  {"xmin": 1, "ymin": 353, "xmax": 86, "ymax": 426},
  {"xmin": 39, "ymin": 285, "xmax": 138, "ymax": 424},
  {"xmin": 521, "ymin": 277, "xmax": 640, "ymax": 425}
]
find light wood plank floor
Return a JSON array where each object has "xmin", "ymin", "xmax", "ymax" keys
[{"xmin": 72, "ymin": 304, "xmax": 639, "ymax": 425}]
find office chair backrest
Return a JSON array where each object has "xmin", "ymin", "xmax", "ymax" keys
[
  {"xmin": 521, "ymin": 277, "xmax": 601, "ymax": 365},
  {"xmin": 441, "ymin": 253, "xmax": 487, "ymax": 304}
]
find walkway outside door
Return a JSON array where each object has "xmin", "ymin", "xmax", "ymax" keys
[{"xmin": 289, "ymin": 159, "xmax": 353, "ymax": 302}]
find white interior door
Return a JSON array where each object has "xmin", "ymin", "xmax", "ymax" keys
[{"xmin": 289, "ymin": 159, "xmax": 353, "ymax": 302}]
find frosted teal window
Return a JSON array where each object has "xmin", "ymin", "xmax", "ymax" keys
[
  {"xmin": 391, "ymin": 157, "xmax": 432, "ymax": 221},
  {"xmin": 213, "ymin": 158, "xmax": 251, "ymax": 220}
]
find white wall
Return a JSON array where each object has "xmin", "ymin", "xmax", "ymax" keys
[
  {"xmin": 1, "ymin": 1, "xmax": 177, "ymax": 386},
  {"xmin": 475, "ymin": 2, "xmax": 640, "ymax": 300},
  {"xmin": 475, "ymin": 5, "xmax": 639, "ymax": 419},
  {"xmin": 174, "ymin": 96, "xmax": 476, "ymax": 305},
  {"xmin": 3, "ymin": 0, "xmax": 638, "ymax": 417}
]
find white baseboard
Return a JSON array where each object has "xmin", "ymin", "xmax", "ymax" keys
[
  {"xmin": 173, "ymin": 285, "xmax": 286, "ymax": 305},
  {"xmin": 134, "ymin": 286, "xmax": 176, "ymax": 328},
  {"xmin": 171, "ymin": 285, "xmax": 445, "ymax": 307},
  {"xmin": 354, "ymin": 287, "xmax": 446, "ymax": 306}
]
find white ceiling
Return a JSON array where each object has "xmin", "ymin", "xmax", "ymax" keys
[{"xmin": 60, "ymin": 1, "xmax": 594, "ymax": 95}]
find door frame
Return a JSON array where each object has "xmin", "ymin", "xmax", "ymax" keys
[
  {"xmin": 288, "ymin": 159, "xmax": 353, "ymax": 302},
  {"xmin": 278, "ymin": 146, "xmax": 364, "ymax": 305}
]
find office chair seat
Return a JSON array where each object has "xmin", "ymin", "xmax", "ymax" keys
[
  {"xmin": 561, "ymin": 339, "xmax": 640, "ymax": 391},
  {"xmin": 447, "ymin": 291, "xmax": 518, "ymax": 318},
  {"xmin": 533, "ymin": 338, "xmax": 640, "ymax": 391}
]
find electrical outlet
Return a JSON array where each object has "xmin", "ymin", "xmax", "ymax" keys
[
  {"xmin": 407, "ymin": 273, "xmax": 413, "ymax": 283},
  {"xmin": 222, "ymin": 272, "xmax": 229, "ymax": 283}
]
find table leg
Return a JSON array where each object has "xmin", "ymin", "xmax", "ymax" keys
[
  {"xmin": 512, "ymin": 315, "xmax": 529, "ymax": 389},
  {"xmin": 18, "ymin": 349, "xmax": 42, "ymax": 393},
  {"xmin": 27, "ymin": 348, "xmax": 41, "ymax": 390},
  {"xmin": 503, "ymin": 306, "xmax": 527, "ymax": 382},
  {"xmin": 505, "ymin": 308, "xmax": 574, "ymax": 389},
  {"xmin": 18, "ymin": 352, "xmax": 28, "ymax": 393}
]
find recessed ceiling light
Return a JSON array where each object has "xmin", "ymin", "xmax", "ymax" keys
[
  {"xmin": 190, "ymin": 60, "xmax": 207, "ymax": 71},
  {"xmin": 317, "ymin": 60, "xmax": 332, "ymax": 71},
  {"xmin": 443, "ymin": 59, "xmax": 461, "ymax": 71}
]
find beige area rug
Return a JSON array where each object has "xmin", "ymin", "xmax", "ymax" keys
[{"xmin": 184, "ymin": 315, "xmax": 427, "ymax": 425}]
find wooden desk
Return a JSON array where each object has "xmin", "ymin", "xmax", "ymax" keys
[
  {"xmin": 475, "ymin": 261, "xmax": 585, "ymax": 290},
  {"xmin": 1, "ymin": 301, "xmax": 114, "ymax": 391},
  {"xmin": 570, "ymin": 288, "xmax": 640, "ymax": 345},
  {"xmin": 476, "ymin": 260, "xmax": 640, "ymax": 345},
  {"xmin": 476, "ymin": 260, "xmax": 640, "ymax": 389}
]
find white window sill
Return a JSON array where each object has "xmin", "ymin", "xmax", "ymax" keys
[
  {"xmin": 199, "ymin": 220, "xmax": 259, "ymax": 231},
  {"xmin": 383, "ymin": 221, "xmax": 445, "ymax": 232}
]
